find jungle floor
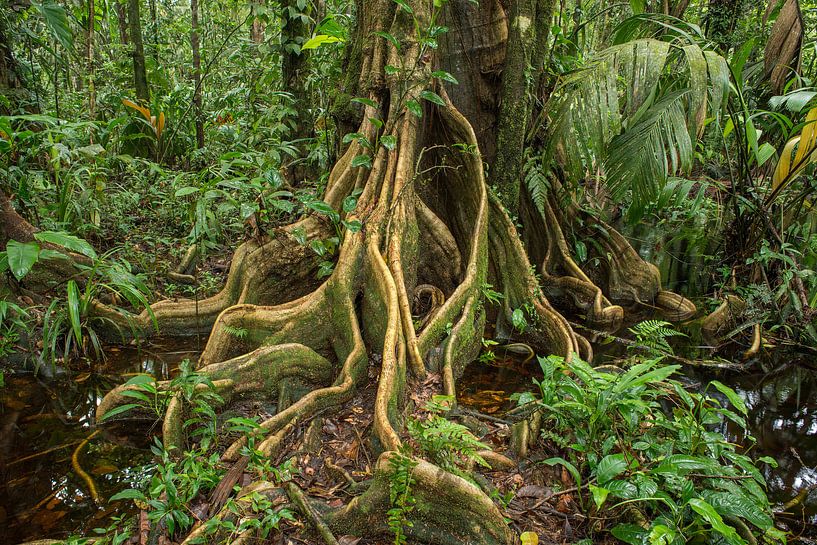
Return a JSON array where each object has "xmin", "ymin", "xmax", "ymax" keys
[{"xmin": 4, "ymin": 324, "xmax": 817, "ymax": 545}]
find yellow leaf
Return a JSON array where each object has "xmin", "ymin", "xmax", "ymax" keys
[
  {"xmin": 122, "ymin": 98, "xmax": 151, "ymax": 122},
  {"xmin": 794, "ymin": 107, "xmax": 817, "ymax": 165},
  {"xmin": 157, "ymin": 112, "xmax": 166, "ymax": 140},
  {"xmin": 772, "ymin": 135, "xmax": 799, "ymax": 190},
  {"xmin": 520, "ymin": 531, "xmax": 539, "ymax": 545}
]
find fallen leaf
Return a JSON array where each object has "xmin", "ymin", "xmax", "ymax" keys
[{"xmin": 520, "ymin": 531, "xmax": 538, "ymax": 545}]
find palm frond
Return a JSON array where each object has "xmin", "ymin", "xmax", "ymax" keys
[{"xmin": 544, "ymin": 38, "xmax": 728, "ymax": 217}]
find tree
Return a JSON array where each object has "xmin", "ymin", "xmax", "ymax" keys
[
  {"xmin": 10, "ymin": 1, "xmax": 710, "ymax": 542},
  {"xmin": 0, "ymin": 11, "xmax": 23, "ymax": 94},
  {"xmin": 191, "ymin": 0, "xmax": 204, "ymax": 148},
  {"xmin": 127, "ymin": 0, "xmax": 149, "ymax": 102}
]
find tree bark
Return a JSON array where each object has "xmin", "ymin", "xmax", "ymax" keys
[
  {"xmin": 491, "ymin": 0, "xmax": 554, "ymax": 213},
  {"xmin": 250, "ymin": 0, "xmax": 265, "ymax": 44},
  {"xmin": 128, "ymin": 0, "xmax": 149, "ymax": 102},
  {"xmin": 282, "ymin": 0, "xmax": 311, "ymax": 143},
  {"xmin": 0, "ymin": 12, "xmax": 23, "ymax": 93},
  {"xmin": 86, "ymin": 0, "xmax": 96, "ymax": 119},
  {"xmin": 115, "ymin": 1, "xmax": 130, "ymax": 46},
  {"xmin": 191, "ymin": 0, "xmax": 205, "ymax": 149}
]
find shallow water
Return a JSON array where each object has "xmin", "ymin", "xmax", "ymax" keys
[{"xmin": 0, "ymin": 339, "xmax": 202, "ymax": 543}]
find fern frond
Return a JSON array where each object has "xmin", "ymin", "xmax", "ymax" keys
[{"xmin": 524, "ymin": 154, "xmax": 550, "ymax": 215}]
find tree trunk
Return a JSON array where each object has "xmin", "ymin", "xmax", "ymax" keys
[
  {"xmin": 115, "ymin": 1, "xmax": 130, "ymax": 46},
  {"xmin": 128, "ymin": 0, "xmax": 149, "ymax": 102},
  {"xmin": 0, "ymin": 13, "xmax": 23, "ymax": 93},
  {"xmin": 282, "ymin": 0, "xmax": 311, "ymax": 145},
  {"xmin": 490, "ymin": 0, "xmax": 554, "ymax": 213},
  {"xmin": 38, "ymin": 1, "xmax": 695, "ymax": 543},
  {"xmin": 86, "ymin": 0, "xmax": 96, "ymax": 119},
  {"xmin": 705, "ymin": 0, "xmax": 743, "ymax": 52},
  {"xmin": 250, "ymin": 0, "xmax": 265, "ymax": 44},
  {"xmin": 191, "ymin": 0, "xmax": 205, "ymax": 149}
]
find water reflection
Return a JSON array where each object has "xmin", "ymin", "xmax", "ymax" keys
[{"xmin": 0, "ymin": 338, "xmax": 201, "ymax": 542}]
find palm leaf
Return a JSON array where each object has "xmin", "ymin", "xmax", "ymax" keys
[{"xmin": 544, "ymin": 38, "xmax": 727, "ymax": 218}]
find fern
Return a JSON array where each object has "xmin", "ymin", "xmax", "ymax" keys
[
  {"xmin": 407, "ymin": 396, "xmax": 489, "ymax": 473},
  {"xmin": 223, "ymin": 325, "xmax": 248, "ymax": 339},
  {"xmin": 523, "ymin": 153, "xmax": 550, "ymax": 215},
  {"xmin": 629, "ymin": 319, "xmax": 686, "ymax": 356},
  {"xmin": 387, "ymin": 452, "xmax": 417, "ymax": 545}
]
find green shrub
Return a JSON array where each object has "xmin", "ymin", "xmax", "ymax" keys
[{"xmin": 524, "ymin": 355, "xmax": 784, "ymax": 545}]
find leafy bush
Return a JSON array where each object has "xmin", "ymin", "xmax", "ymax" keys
[{"xmin": 525, "ymin": 355, "xmax": 784, "ymax": 545}]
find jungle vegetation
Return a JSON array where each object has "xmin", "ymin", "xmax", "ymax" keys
[{"xmin": 1, "ymin": 0, "xmax": 816, "ymax": 543}]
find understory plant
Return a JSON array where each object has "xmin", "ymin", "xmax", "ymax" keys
[{"xmin": 526, "ymin": 355, "xmax": 783, "ymax": 545}]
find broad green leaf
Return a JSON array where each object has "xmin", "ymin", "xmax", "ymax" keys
[
  {"xmin": 589, "ymin": 484, "xmax": 610, "ymax": 509},
  {"xmin": 6, "ymin": 240, "xmax": 40, "ymax": 280},
  {"xmin": 595, "ymin": 453, "xmax": 634, "ymax": 485},
  {"xmin": 124, "ymin": 374, "xmax": 156, "ymax": 386},
  {"xmin": 33, "ymin": 1, "xmax": 73, "ymax": 50},
  {"xmin": 611, "ymin": 524, "xmax": 648, "ymax": 545},
  {"xmin": 109, "ymin": 488, "xmax": 146, "ymax": 501},
  {"xmin": 757, "ymin": 456, "xmax": 778, "ymax": 468},
  {"xmin": 709, "ymin": 380, "xmax": 748, "ymax": 415},
  {"xmin": 175, "ymin": 187, "xmax": 200, "ymax": 197},
  {"xmin": 420, "ymin": 90, "xmax": 445, "ymax": 106},
  {"xmin": 688, "ymin": 498, "xmax": 746, "ymax": 545},
  {"xmin": 431, "ymin": 70, "xmax": 458, "ymax": 84},
  {"xmin": 406, "ymin": 100, "xmax": 423, "ymax": 118},
  {"xmin": 542, "ymin": 457, "xmax": 581, "ymax": 488},
  {"xmin": 350, "ymin": 97, "xmax": 378, "ymax": 109},
  {"xmin": 648, "ymin": 524, "xmax": 676, "ymax": 545},
  {"xmin": 99, "ymin": 403, "xmax": 141, "ymax": 422},
  {"xmin": 301, "ymin": 34, "xmax": 343, "ymax": 50},
  {"xmin": 381, "ymin": 134, "xmax": 397, "ymax": 150},
  {"xmin": 351, "ymin": 154, "xmax": 372, "ymax": 169},
  {"xmin": 306, "ymin": 201, "xmax": 340, "ymax": 223},
  {"xmin": 373, "ymin": 31, "xmax": 400, "ymax": 50},
  {"xmin": 392, "ymin": 0, "xmax": 414, "ymax": 13},
  {"xmin": 35, "ymin": 231, "xmax": 97, "ymax": 259}
]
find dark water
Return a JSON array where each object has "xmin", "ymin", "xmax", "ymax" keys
[
  {"xmin": 6, "ymin": 333, "xmax": 817, "ymax": 540},
  {"xmin": 0, "ymin": 339, "xmax": 202, "ymax": 543}
]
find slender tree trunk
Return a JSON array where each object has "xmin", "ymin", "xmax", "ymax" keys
[
  {"xmin": 128, "ymin": 0, "xmax": 149, "ymax": 102},
  {"xmin": 150, "ymin": 0, "xmax": 159, "ymax": 65},
  {"xmin": 115, "ymin": 1, "xmax": 130, "ymax": 46},
  {"xmin": 282, "ymin": 0, "xmax": 310, "ymax": 141},
  {"xmin": 250, "ymin": 0, "xmax": 265, "ymax": 44},
  {"xmin": 0, "ymin": 13, "xmax": 24, "ymax": 112},
  {"xmin": 191, "ymin": 0, "xmax": 205, "ymax": 149},
  {"xmin": 705, "ymin": 0, "xmax": 742, "ymax": 52},
  {"xmin": 87, "ymin": 0, "xmax": 96, "ymax": 120}
]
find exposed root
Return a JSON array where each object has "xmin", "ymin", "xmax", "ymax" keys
[
  {"xmin": 71, "ymin": 429, "xmax": 101, "ymax": 505},
  {"xmin": 327, "ymin": 452, "xmax": 515, "ymax": 545},
  {"xmin": 286, "ymin": 482, "xmax": 340, "ymax": 545}
]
